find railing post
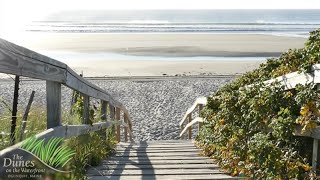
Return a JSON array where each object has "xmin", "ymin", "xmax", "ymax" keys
[
  {"xmin": 82, "ymin": 95, "xmax": 90, "ymax": 124},
  {"xmin": 46, "ymin": 81, "xmax": 61, "ymax": 129},
  {"xmin": 188, "ymin": 113, "xmax": 192, "ymax": 139},
  {"xmin": 198, "ymin": 104, "xmax": 203, "ymax": 133},
  {"xmin": 180, "ymin": 124, "xmax": 185, "ymax": 140},
  {"xmin": 115, "ymin": 107, "xmax": 121, "ymax": 142},
  {"xmin": 124, "ymin": 113, "xmax": 128, "ymax": 142},
  {"xmin": 100, "ymin": 100, "xmax": 108, "ymax": 140}
]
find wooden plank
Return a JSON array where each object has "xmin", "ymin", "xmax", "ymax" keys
[
  {"xmin": 180, "ymin": 117, "xmax": 204, "ymax": 137},
  {"xmin": 198, "ymin": 104, "xmax": 203, "ymax": 133},
  {"xmin": 91, "ymin": 163, "xmax": 219, "ymax": 170},
  {"xmin": 116, "ymin": 149, "xmax": 199, "ymax": 153},
  {"xmin": 35, "ymin": 122, "xmax": 112, "ymax": 140},
  {"xmin": 99, "ymin": 100, "xmax": 107, "ymax": 140},
  {"xmin": 179, "ymin": 97, "xmax": 207, "ymax": 126},
  {"xmin": 124, "ymin": 113, "xmax": 128, "ymax": 142},
  {"xmin": 19, "ymin": 91, "xmax": 35, "ymax": 141},
  {"xmin": 116, "ymin": 107, "xmax": 121, "ymax": 142},
  {"xmin": 188, "ymin": 114, "xmax": 192, "ymax": 139},
  {"xmin": 10, "ymin": 75, "xmax": 20, "ymax": 145},
  {"xmin": 86, "ymin": 168, "xmax": 225, "ymax": 176},
  {"xmin": 46, "ymin": 81, "xmax": 61, "ymax": 129},
  {"xmin": 65, "ymin": 67, "xmax": 121, "ymax": 107},
  {"xmin": 87, "ymin": 174, "xmax": 234, "ymax": 180},
  {"xmin": 114, "ymin": 152, "xmax": 201, "ymax": 157},
  {"xmin": 82, "ymin": 94, "xmax": 90, "ymax": 124},
  {"xmin": 109, "ymin": 156, "xmax": 208, "ymax": 161},
  {"xmin": 0, "ymin": 44, "xmax": 66, "ymax": 83},
  {"xmin": 116, "ymin": 147, "xmax": 198, "ymax": 151},
  {"xmin": 102, "ymin": 159, "xmax": 213, "ymax": 165},
  {"xmin": 0, "ymin": 38, "xmax": 66, "ymax": 68}
]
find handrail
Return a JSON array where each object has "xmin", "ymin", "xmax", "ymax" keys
[
  {"xmin": 180, "ymin": 97, "xmax": 207, "ymax": 139},
  {"xmin": 180, "ymin": 65, "xmax": 320, "ymax": 170},
  {"xmin": 0, "ymin": 38, "xmax": 134, "ymax": 156}
]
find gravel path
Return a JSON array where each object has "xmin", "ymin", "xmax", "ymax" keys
[{"xmin": 0, "ymin": 77, "xmax": 231, "ymax": 141}]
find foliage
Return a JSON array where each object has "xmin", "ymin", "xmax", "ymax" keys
[
  {"xmin": 21, "ymin": 136, "xmax": 75, "ymax": 168},
  {"xmin": 196, "ymin": 29, "xmax": 320, "ymax": 179},
  {"xmin": 65, "ymin": 130, "xmax": 116, "ymax": 180}
]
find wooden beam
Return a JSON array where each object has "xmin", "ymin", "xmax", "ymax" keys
[
  {"xmin": 180, "ymin": 117, "xmax": 204, "ymax": 138},
  {"xmin": 46, "ymin": 81, "xmax": 61, "ymax": 129},
  {"xmin": 179, "ymin": 97, "xmax": 207, "ymax": 127},
  {"xmin": 82, "ymin": 95, "xmax": 90, "ymax": 124},
  {"xmin": 100, "ymin": 100, "xmax": 108, "ymax": 140},
  {"xmin": 19, "ymin": 91, "xmax": 35, "ymax": 141},
  {"xmin": 124, "ymin": 113, "xmax": 128, "ymax": 142},
  {"xmin": 116, "ymin": 107, "xmax": 121, "ymax": 142},
  {"xmin": 188, "ymin": 114, "xmax": 192, "ymax": 139},
  {"xmin": 198, "ymin": 104, "xmax": 203, "ymax": 133},
  {"xmin": 10, "ymin": 75, "xmax": 20, "ymax": 145}
]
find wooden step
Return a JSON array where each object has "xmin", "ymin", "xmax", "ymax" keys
[
  {"xmin": 88, "ymin": 174, "xmax": 234, "ymax": 180},
  {"xmin": 86, "ymin": 140, "xmax": 233, "ymax": 179}
]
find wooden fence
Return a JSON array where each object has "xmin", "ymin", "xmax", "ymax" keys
[
  {"xmin": 180, "ymin": 64, "xmax": 320, "ymax": 171},
  {"xmin": 0, "ymin": 38, "xmax": 133, "ymax": 155}
]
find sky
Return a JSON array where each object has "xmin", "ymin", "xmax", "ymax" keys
[{"xmin": 0, "ymin": 0, "xmax": 320, "ymax": 38}]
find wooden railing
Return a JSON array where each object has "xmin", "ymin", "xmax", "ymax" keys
[
  {"xmin": 180, "ymin": 64, "xmax": 320, "ymax": 170},
  {"xmin": 0, "ymin": 38, "xmax": 133, "ymax": 155},
  {"xmin": 179, "ymin": 97, "xmax": 206, "ymax": 139}
]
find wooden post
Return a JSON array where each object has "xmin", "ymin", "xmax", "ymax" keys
[
  {"xmin": 180, "ymin": 124, "xmax": 185, "ymax": 140},
  {"xmin": 82, "ymin": 95, "xmax": 90, "ymax": 124},
  {"xmin": 100, "ymin": 100, "xmax": 107, "ymax": 140},
  {"xmin": 188, "ymin": 113, "xmax": 192, "ymax": 139},
  {"xmin": 19, "ymin": 91, "xmax": 35, "ymax": 141},
  {"xmin": 115, "ymin": 107, "xmax": 121, "ymax": 142},
  {"xmin": 124, "ymin": 113, "xmax": 128, "ymax": 142},
  {"xmin": 198, "ymin": 104, "xmax": 203, "ymax": 133},
  {"xmin": 10, "ymin": 75, "xmax": 20, "ymax": 145},
  {"xmin": 46, "ymin": 81, "xmax": 61, "ymax": 129},
  {"xmin": 313, "ymin": 138, "xmax": 318, "ymax": 171}
]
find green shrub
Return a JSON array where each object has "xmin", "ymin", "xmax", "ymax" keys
[{"xmin": 196, "ymin": 29, "xmax": 320, "ymax": 179}]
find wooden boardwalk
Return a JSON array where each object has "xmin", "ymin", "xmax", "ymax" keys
[{"xmin": 87, "ymin": 140, "xmax": 234, "ymax": 180}]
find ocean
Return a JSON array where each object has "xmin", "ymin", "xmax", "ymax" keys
[{"xmin": 27, "ymin": 9, "xmax": 320, "ymax": 37}]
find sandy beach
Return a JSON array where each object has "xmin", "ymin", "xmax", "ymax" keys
[{"xmin": 6, "ymin": 33, "xmax": 305, "ymax": 77}]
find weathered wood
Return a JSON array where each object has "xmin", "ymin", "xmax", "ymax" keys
[
  {"xmin": 46, "ymin": 81, "xmax": 61, "ymax": 129},
  {"xmin": 109, "ymin": 156, "xmax": 207, "ymax": 160},
  {"xmin": 116, "ymin": 149, "xmax": 200, "ymax": 153},
  {"xmin": 87, "ymin": 168, "xmax": 226, "ymax": 176},
  {"xmin": 93, "ymin": 163, "xmax": 218, "ymax": 170},
  {"xmin": 87, "ymin": 174, "xmax": 234, "ymax": 180},
  {"xmin": 180, "ymin": 124, "xmax": 185, "ymax": 140},
  {"xmin": 180, "ymin": 117, "xmax": 204, "ymax": 137},
  {"xmin": 116, "ymin": 107, "xmax": 121, "ymax": 142},
  {"xmin": 114, "ymin": 152, "xmax": 201, "ymax": 157},
  {"xmin": 82, "ymin": 94, "xmax": 90, "ymax": 124},
  {"xmin": 0, "ymin": 47, "xmax": 66, "ymax": 83},
  {"xmin": 124, "ymin": 113, "xmax": 128, "ymax": 142},
  {"xmin": 35, "ymin": 122, "xmax": 112, "ymax": 140},
  {"xmin": 100, "ymin": 100, "xmax": 107, "ymax": 140},
  {"xmin": 10, "ymin": 75, "xmax": 20, "ymax": 145},
  {"xmin": 198, "ymin": 104, "xmax": 203, "ymax": 133},
  {"xmin": 188, "ymin": 114, "xmax": 192, "ymax": 139},
  {"xmin": 179, "ymin": 97, "xmax": 207, "ymax": 127},
  {"xmin": 87, "ymin": 140, "xmax": 233, "ymax": 179},
  {"xmin": 19, "ymin": 91, "xmax": 35, "ymax": 141}
]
